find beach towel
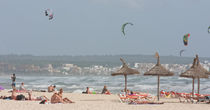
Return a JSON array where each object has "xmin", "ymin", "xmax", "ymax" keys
[
  {"xmin": 0, "ymin": 86, "xmax": 4, "ymax": 90},
  {"xmin": 2, "ymin": 96, "xmax": 12, "ymax": 100}
]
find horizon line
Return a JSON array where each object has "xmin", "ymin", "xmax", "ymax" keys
[{"xmin": 0, "ymin": 53, "xmax": 201, "ymax": 58}]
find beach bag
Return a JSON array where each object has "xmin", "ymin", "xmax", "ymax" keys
[
  {"xmin": 39, "ymin": 100, "xmax": 47, "ymax": 104},
  {"xmin": 16, "ymin": 94, "xmax": 25, "ymax": 100}
]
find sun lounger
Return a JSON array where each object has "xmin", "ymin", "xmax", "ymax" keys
[
  {"xmin": 175, "ymin": 92, "xmax": 210, "ymax": 103},
  {"xmin": 118, "ymin": 94, "xmax": 130, "ymax": 103},
  {"xmin": 118, "ymin": 94, "xmax": 156, "ymax": 104},
  {"xmin": 160, "ymin": 90, "xmax": 177, "ymax": 98},
  {"xmin": 174, "ymin": 93, "xmax": 190, "ymax": 103},
  {"xmin": 128, "ymin": 100, "xmax": 164, "ymax": 105},
  {"xmin": 195, "ymin": 96, "xmax": 210, "ymax": 103}
]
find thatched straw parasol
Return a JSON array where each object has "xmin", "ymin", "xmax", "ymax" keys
[
  {"xmin": 195, "ymin": 55, "xmax": 210, "ymax": 75},
  {"xmin": 195, "ymin": 55, "xmax": 210, "ymax": 94},
  {"xmin": 180, "ymin": 55, "xmax": 208, "ymax": 96},
  {"xmin": 144, "ymin": 52, "xmax": 174, "ymax": 101},
  {"xmin": 111, "ymin": 58, "xmax": 140, "ymax": 94}
]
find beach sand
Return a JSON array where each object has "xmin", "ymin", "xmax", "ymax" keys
[{"xmin": 0, "ymin": 90, "xmax": 210, "ymax": 110}]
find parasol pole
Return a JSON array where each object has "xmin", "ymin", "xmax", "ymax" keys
[
  {"xmin": 124, "ymin": 74, "xmax": 127, "ymax": 94},
  {"xmin": 198, "ymin": 78, "xmax": 200, "ymax": 94},
  {"xmin": 192, "ymin": 77, "xmax": 195, "ymax": 97},
  {"xmin": 157, "ymin": 75, "xmax": 160, "ymax": 101}
]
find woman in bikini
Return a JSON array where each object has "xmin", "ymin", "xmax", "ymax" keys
[{"xmin": 51, "ymin": 88, "xmax": 74, "ymax": 104}]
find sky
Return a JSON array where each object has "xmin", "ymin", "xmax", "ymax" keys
[{"xmin": 0, "ymin": 0, "xmax": 210, "ymax": 57}]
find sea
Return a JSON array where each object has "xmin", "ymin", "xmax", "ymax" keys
[
  {"xmin": 1, "ymin": 75, "xmax": 210, "ymax": 95},
  {"xmin": 0, "ymin": 55, "xmax": 210, "ymax": 95}
]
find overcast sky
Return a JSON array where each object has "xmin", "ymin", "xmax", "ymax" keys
[{"xmin": 0, "ymin": 0, "xmax": 210, "ymax": 57}]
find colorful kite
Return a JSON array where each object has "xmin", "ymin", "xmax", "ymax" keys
[
  {"xmin": 45, "ymin": 9, "xmax": 53, "ymax": 20},
  {"xmin": 183, "ymin": 33, "xmax": 190, "ymax": 46}
]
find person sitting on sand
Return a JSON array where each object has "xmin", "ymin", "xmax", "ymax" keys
[
  {"xmin": 58, "ymin": 88, "xmax": 74, "ymax": 103},
  {"xmin": 51, "ymin": 88, "xmax": 74, "ymax": 104},
  {"xmin": 19, "ymin": 82, "xmax": 26, "ymax": 91},
  {"xmin": 82, "ymin": 87, "xmax": 91, "ymax": 94},
  {"xmin": 48, "ymin": 85, "xmax": 56, "ymax": 92},
  {"xmin": 101, "ymin": 85, "xmax": 111, "ymax": 95},
  {"xmin": 51, "ymin": 92, "xmax": 62, "ymax": 103}
]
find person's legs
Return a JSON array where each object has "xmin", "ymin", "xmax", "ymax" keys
[
  {"xmin": 63, "ymin": 98, "xmax": 74, "ymax": 103},
  {"xmin": 28, "ymin": 92, "xmax": 32, "ymax": 100},
  {"xmin": 51, "ymin": 94, "xmax": 63, "ymax": 103},
  {"xmin": 12, "ymin": 82, "xmax": 16, "ymax": 89}
]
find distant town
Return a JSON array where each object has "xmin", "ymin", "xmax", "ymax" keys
[
  {"xmin": 0, "ymin": 55, "xmax": 210, "ymax": 76},
  {"xmin": 0, "ymin": 61, "xmax": 210, "ymax": 76}
]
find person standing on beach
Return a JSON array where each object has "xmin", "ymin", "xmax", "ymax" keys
[{"xmin": 11, "ymin": 73, "xmax": 16, "ymax": 89}]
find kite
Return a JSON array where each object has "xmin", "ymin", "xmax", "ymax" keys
[
  {"xmin": 183, "ymin": 33, "xmax": 190, "ymax": 46},
  {"xmin": 122, "ymin": 22, "xmax": 133, "ymax": 36},
  {"xmin": 45, "ymin": 9, "xmax": 53, "ymax": 20},
  {"xmin": 180, "ymin": 49, "xmax": 185, "ymax": 56}
]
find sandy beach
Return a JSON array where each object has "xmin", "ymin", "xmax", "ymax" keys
[{"xmin": 0, "ymin": 90, "xmax": 210, "ymax": 110}]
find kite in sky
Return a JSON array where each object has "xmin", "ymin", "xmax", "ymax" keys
[
  {"xmin": 179, "ymin": 49, "xmax": 185, "ymax": 56},
  {"xmin": 45, "ymin": 9, "xmax": 53, "ymax": 20},
  {"xmin": 183, "ymin": 33, "xmax": 190, "ymax": 46},
  {"xmin": 122, "ymin": 22, "xmax": 133, "ymax": 36}
]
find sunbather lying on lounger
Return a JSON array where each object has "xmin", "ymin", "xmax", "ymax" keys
[{"xmin": 129, "ymin": 100, "xmax": 164, "ymax": 105}]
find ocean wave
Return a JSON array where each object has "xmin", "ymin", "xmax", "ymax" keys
[
  {"xmin": 72, "ymin": 89, "xmax": 84, "ymax": 93},
  {"xmin": 0, "ymin": 75, "xmax": 210, "ymax": 94}
]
